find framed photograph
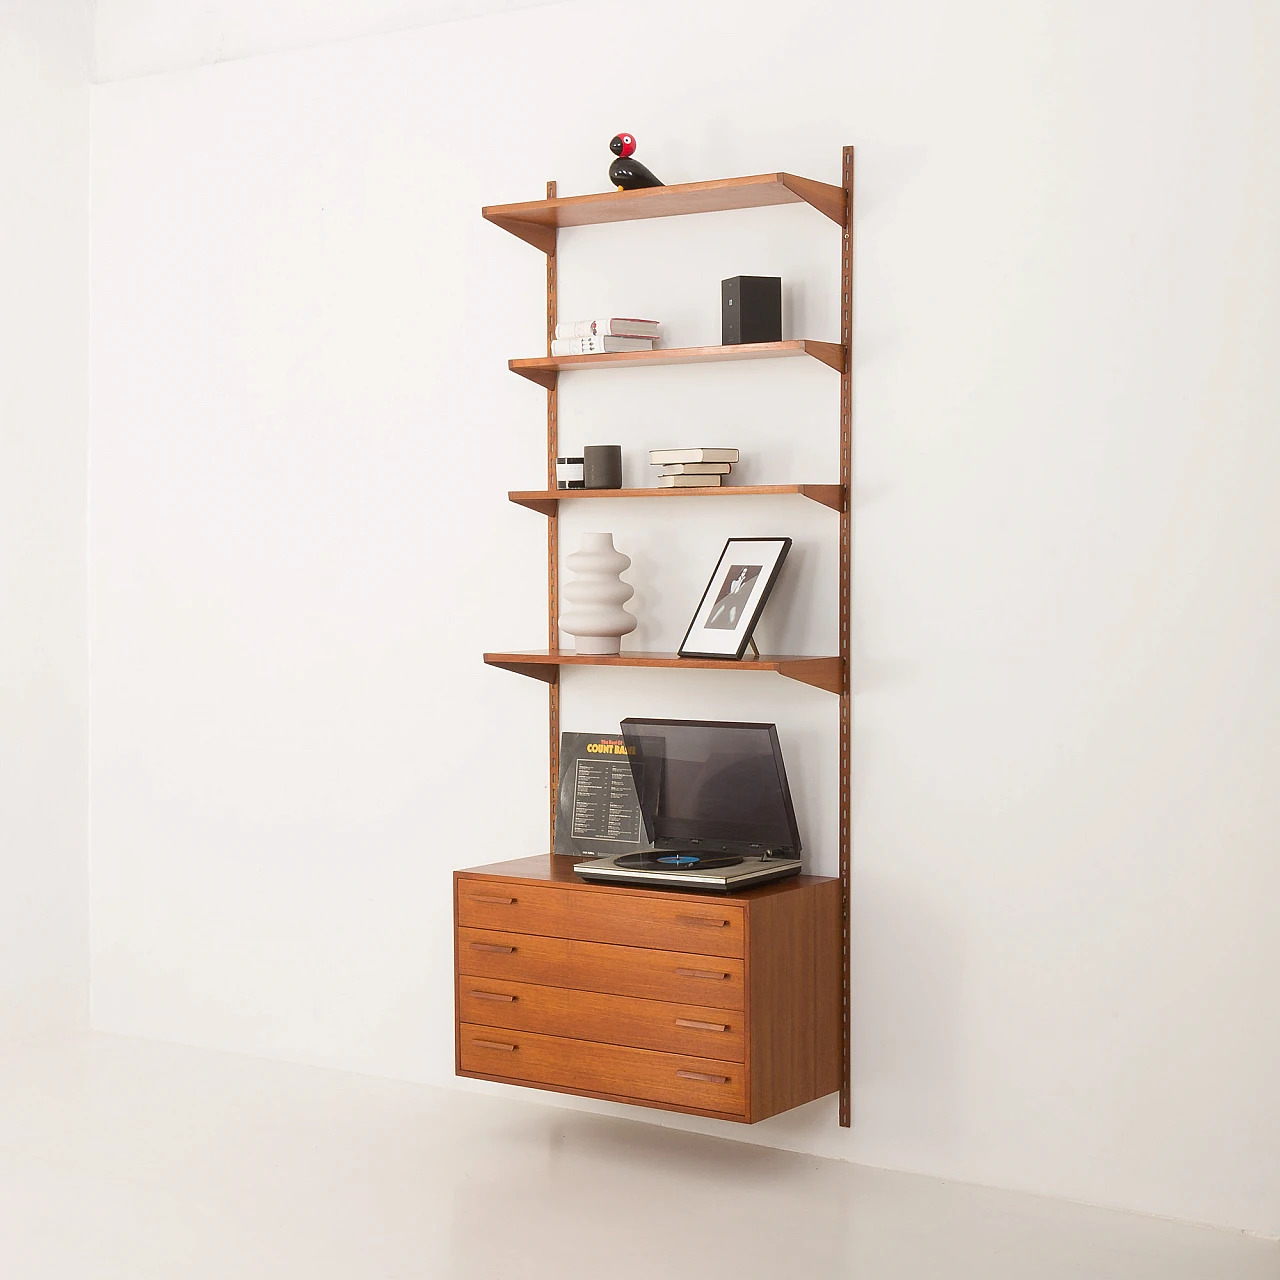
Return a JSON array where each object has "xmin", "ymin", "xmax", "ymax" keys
[{"xmin": 679, "ymin": 537, "xmax": 792, "ymax": 660}]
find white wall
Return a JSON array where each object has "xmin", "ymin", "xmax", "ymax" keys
[
  {"xmin": 0, "ymin": 0, "xmax": 91, "ymax": 1032},
  {"xmin": 89, "ymin": 0, "xmax": 1280, "ymax": 1237},
  {"xmin": 94, "ymin": 0, "xmax": 572, "ymax": 82}
]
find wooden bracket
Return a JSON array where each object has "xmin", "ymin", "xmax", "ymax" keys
[
  {"xmin": 779, "ymin": 173, "xmax": 848, "ymax": 225},
  {"xmin": 485, "ymin": 215, "xmax": 557, "ymax": 255}
]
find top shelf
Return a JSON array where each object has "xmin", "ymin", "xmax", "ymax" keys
[{"xmin": 482, "ymin": 172, "xmax": 847, "ymax": 252}]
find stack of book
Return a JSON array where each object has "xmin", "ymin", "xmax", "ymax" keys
[
  {"xmin": 550, "ymin": 317, "xmax": 660, "ymax": 356},
  {"xmin": 649, "ymin": 447, "xmax": 740, "ymax": 488}
]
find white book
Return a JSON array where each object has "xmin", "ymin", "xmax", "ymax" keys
[
  {"xmin": 550, "ymin": 335, "xmax": 655, "ymax": 356},
  {"xmin": 648, "ymin": 447, "xmax": 740, "ymax": 465},
  {"xmin": 661, "ymin": 462, "xmax": 732, "ymax": 476},
  {"xmin": 554, "ymin": 318, "xmax": 661, "ymax": 340},
  {"xmin": 659, "ymin": 474, "xmax": 723, "ymax": 488}
]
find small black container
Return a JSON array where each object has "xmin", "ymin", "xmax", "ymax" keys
[{"xmin": 583, "ymin": 444, "xmax": 623, "ymax": 489}]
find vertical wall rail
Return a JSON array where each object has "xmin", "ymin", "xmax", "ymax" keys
[
  {"xmin": 839, "ymin": 145, "xmax": 854, "ymax": 1128},
  {"xmin": 545, "ymin": 181, "xmax": 561, "ymax": 855}
]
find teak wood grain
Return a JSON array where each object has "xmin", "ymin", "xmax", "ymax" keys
[
  {"xmin": 744, "ymin": 876, "xmax": 843, "ymax": 1122},
  {"xmin": 814, "ymin": 878, "xmax": 844, "ymax": 1102},
  {"xmin": 482, "ymin": 171, "xmax": 846, "ymax": 252},
  {"xmin": 543, "ymin": 178, "xmax": 560, "ymax": 857},
  {"xmin": 458, "ymin": 854, "xmax": 833, "ymax": 897},
  {"xmin": 457, "ymin": 978, "xmax": 745, "ymax": 1062},
  {"xmin": 507, "ymin": 484, "xmax": 846, "ymax": 515},
  {"xmin": 457, "ymin": 879, "xmax": 744, "ymax": 958},
  {"xmin": 482, "ymin": 650, "xmax": 844, "ymax": 695},
  {"xmin": 459, "ymin": 1022, "xmax": 747, "ymax": 1115},
  {"xmin": 453, "ymin": 859, "xmax": 841, "ymax": 1124},
  {"xmin": 837, "ymin": 144, "xmax": 854, "ymax": 1126},
  {"xmin": 457, "ymin": 927, "xmax": 745, "ymax": 1010},
  {"xmin": 509, "ymin": 340, "xmax": 845, "ymax": 388},
  {"xmin": 469, "ymin": 145, "xmax": 853, "ymax": 1128}
]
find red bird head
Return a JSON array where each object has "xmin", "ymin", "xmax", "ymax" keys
[{"xmin": 610, "ymin": 133, "xmax": 637, "ymax": 158}]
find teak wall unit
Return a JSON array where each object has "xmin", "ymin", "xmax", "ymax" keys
[
  {"xmin": 456, "ymin": 858, "xmax": 841, "ymax": 1123},
  {"xmin": 460, "ymin": 148, "xmax": 854, "ymax": 1127}
]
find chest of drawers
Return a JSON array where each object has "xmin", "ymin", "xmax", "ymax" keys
[{"xmin": 455, "ymin": 855, "xmax": 842, "ymax": 1123}]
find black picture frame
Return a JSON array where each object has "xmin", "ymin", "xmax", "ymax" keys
[{"xmin": 678, "ymin": 537, "xmax": 792, "ymax": 660}]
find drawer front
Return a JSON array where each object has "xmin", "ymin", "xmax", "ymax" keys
[
  {"xmin": 459, "ymin": 1023, "xmax": 746, "ymax": 1116},
  {"xmin": 456, "ymin": 877, "xmax": 744, "ymax": 958},
  {"xmin": 457, "ymin": 928, "xmax": 744, "ymax": 1011},
  {"xmin": 457, "ymin": 977, "xmax": 744, "ymax": 1063}
]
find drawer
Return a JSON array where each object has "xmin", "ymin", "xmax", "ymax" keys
[
  {"xmin": 457, "ymin": 977, "xmax": 744, "ymax": 1063},
  {"xmin": 456, "ymin": 928, "xmax": 744, "ymax": 1010},
  {"xmin": 457, "ymin": 878, "xmax": 744, "ymax": 958},
  {"xmin": 459, "ymin": 1022, "xmax": 746, "ymax": 1116}
]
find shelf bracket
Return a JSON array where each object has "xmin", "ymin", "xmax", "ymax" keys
[
  {"xmin": 798, "ymin": 484, "xmax": 847, "ymax": 513},
  {"xmin": 486, "ymin": 216, "xmax": 556, "ymax": 255},
  {"xmin": 486, "ymin": 657, "xmax": 560, "ymax": 685},
  {"xmin": 779, "ymin": 174, "xmax": 848, "ymax": 226},
  {"xmin": 802, "ymin": 340, "xmax": 847, "ymax": 373},
  {"xmin": 512, "ymin": 363, "xmax": 559, "ymax": 390},
  {"xmin": 511, "ymin": 493, "xmax": 560, "ymax": 516},
  {"xmin": 775, "ymin": 658, "xmax": 845, "ymax": 696}
]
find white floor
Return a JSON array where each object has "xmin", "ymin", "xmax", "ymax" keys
[{"xmin": 0, "ymin": 1034, "xmax": 1274, "ymax": 1279}]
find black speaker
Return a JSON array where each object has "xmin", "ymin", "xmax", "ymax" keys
[{"xmin": 721, "ymin": 275, "xmax": 781, "ymax": 345}]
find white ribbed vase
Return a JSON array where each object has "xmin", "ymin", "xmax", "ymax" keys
[{"xmin": 559, "ymin": 532, "xmax": 637, "ymax": 655}]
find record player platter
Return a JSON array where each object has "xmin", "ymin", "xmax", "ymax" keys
[{"xmin": 614, "ymin": 851, "xmax": 744, "ymax": 871}]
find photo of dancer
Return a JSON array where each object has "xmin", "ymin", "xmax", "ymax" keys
[
  {"xmin": 706, "ymin": 564, "xmax": 762, "ymax": 629},
  {"xmin": 679, "ymin": 538, "xmax": 792, "ymax": 660}
]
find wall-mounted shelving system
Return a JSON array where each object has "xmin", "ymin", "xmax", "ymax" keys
[{"xmin": 474, "ymin": 149, "xmax": 854, "ymax": 1127}]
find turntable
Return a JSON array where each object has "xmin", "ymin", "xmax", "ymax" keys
[{"xmin": 574, "ymin": 719, "xmax": 803, "ymax": 892}]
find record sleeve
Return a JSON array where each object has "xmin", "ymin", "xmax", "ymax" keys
[{"xmin": 553, "ymin": 732, "xmax": 646, "ymax": 859}]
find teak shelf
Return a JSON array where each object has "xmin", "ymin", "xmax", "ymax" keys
[
  {"xmin": 482, "ymin": 171, "xmax": 847, "ymax": 252},
  {"xmin": 471, "ymin": 148, "xmax": 855, "ymax": 1129},
  {"xmin": 483, "ymin": 649, "xmax": 844, "ymax": 695},
  {"xmin": 510, "ymin": 340, "xmax": 845, "ymax": 388},
  {"xmin": 508, "ymin": 484, "xmax": 846, "ymax": 515}
]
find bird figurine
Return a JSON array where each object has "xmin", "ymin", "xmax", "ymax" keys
[{"xmin": 608, "ymin": 133, "xmax": 664, "ymax": 191}]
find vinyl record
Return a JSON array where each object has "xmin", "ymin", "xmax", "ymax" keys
[{"xmin": 614, "ymin": 851, "xmax": 744, "ymax": 871}]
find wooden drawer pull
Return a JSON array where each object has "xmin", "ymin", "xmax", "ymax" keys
[
  {"xmin": 675, "ymin": 1018, "xmax": 728, "ymax": 1033},
  {"xmin": 676, "ymin": 915, "xmax": 730, "ymax": 929},
  {"xmin": 469, "ymin": 990, "xmax": 517, "ymax": 1002},
  {"xmin": 469, "ymin": 942, "xmax": 516, "ymax": 954},
  {"xmin": 675, "ymin": 967, "xmax": 729, "ymax": 981},
  {"xmin": 470, "ymin": 895, "xmax": 516, "ymax": 905},
  {"xmin": 473, "ymin": 1039, "xmax": 518, "ymax": 1052},
  {"xmin": 676, "ymin": 1070, "xmax": 729, "ymax": 1085}
]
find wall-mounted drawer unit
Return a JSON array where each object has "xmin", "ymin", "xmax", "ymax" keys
[{"xmin": 455, "ymin": 855, "xmax": 841, "ymax": 1124}]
